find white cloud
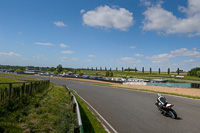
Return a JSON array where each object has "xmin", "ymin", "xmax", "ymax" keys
[
  {"xmin": 59, "ymin": 57, "xmax": 67, "ymax": 60},
  {"xmin": 82, "ymin": 5, "xmax": 133, "ymax": 31},
  {"xmin": 134, "ymin": 54, "xmax": 144, "ymax": 57},
  {"xmin": 61, "ymin": 50, "xmax": 74, "ymax": 54},
  {"xmin": 53, "ymin": 21, "xmax": 66, "ymax": 27},
  {"xmin": 59, "ymin": 57, "xmax": 67, "ymax": 62},
  {"xmin": 88, "ymin": 55, "xmax": 96, "ymax": 57},
  {"xmin": 80, "ymin": 9, "xmax": 85, "ymax": 14},
  {"xmin": 142, "ymin": 0, "xmax": 200, "ymax": 36},
  {"xmin": 140, "ymin": 0, "xmax": 152, "ymax": 6},
  {"xmin": 183, "ymin": 59, "xmax": 195, "ymax": 63},
  {"xmin": 60, "ymin": 43, "xmax": 69, "ymax": 48},
  {"xmin": 33, "ymin": 55, "xmax": 47, "ymax": 60},
  {"xmin": 146, "ymin": 48, "xmax": 200, "ymax": 63},
  {"xmin": 35, "ymin": 42, "xmax": 53, "ymax": 46},
  {"xmin": 119, "ymin": 57, "xmax": 141, "ymax": 63},
  {"xmin": 71, "ymin": 58, "xmax": 79, "ymax": 61},
  {"xmin": 129, "ymin": 46, "xmax": 136, "ymax": 49},
  {"xmin": 0, "ymin": 52, "xmax": 20, "ymax": 56},
  {"xmin": 85, "ymin": 59, "xmax": 92, "ymax": 62}
]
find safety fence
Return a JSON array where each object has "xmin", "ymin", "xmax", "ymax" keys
[
  {"xmin": 0, "ymin": 80, "xmax": 50, "ymax": 103},
  {"xmin": 64, "ymin": 85, "xmax": 83, "ymax": 133}
]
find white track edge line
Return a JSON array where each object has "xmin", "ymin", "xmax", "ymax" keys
[{"xmin": 73, "ymin": 90, "xmax": 118, "ymax": 133}]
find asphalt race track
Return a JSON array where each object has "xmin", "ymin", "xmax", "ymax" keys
[{"xmin": 35, "ymin": 77, "xmax": 200, "ymax": 133}]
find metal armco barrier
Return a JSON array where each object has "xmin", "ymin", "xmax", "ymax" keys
[{"xmin": 64, "ymin": 85, "xmax": 84, "ymax": 133}]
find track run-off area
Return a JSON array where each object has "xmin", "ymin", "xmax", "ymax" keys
[{"xmin": 33, "ymin": 76, "xmax": 200, "ymax": 133}]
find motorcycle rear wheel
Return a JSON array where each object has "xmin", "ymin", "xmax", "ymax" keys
[{"xmin": 169, "ymin": 110, "xmax": 177, "ymax": 119}]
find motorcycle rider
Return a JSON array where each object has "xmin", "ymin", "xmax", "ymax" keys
[{"xmin": 155, "ymin": 94, "xmax": 168, "ymax": 109}]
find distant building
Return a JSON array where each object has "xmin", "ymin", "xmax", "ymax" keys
[
  {"xmin": 24, "ymin": 66, "xmax": 40, "ymax": 74},
  {"xmin": 0, "ymin": 69, "xmax": 12, "ymax": 73},
  {"xmin": 62, "ymin": 72, "xmax": 74, "ymax": 77},
  {"xmin": 179, "ymin": 70, "xmax": 184, "ymax": 73},
  {"xmin": 26, "ymin": 66, "xmax": 35, "ymax": 71}
]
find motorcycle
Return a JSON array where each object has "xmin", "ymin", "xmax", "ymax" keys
[{"xmin": 155, "ymin": 100, "xmax": 177, "ymax": 119}]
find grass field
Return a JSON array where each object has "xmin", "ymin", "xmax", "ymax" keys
[{"xmin": 0, "ymin": 84, "xmax": 77, "ymax": 133}]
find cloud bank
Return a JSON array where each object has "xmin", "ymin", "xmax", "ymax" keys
[
  {"xmin": 142, "ymin": 0, "xmax": 200, "ymax": 36},
  {"xmin": 82, "ymin": 5, "xmax": 133, "ymax": 31}
]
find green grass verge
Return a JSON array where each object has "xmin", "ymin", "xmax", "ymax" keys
[
  {"xmin": 0, "ymin": 76, "xmax": 23, "ymax": 83},
  {"xmin": 91, "ymin": 84, "xmax": 200, "ymax": 100},
  {"xmin": 71, "ymin": 90, "xmax": 107, "ymax": 133},
  {"xmin": 0, "ymin": 73, "xmax": 35, "ymax": 79},
  {"xmin": 0, "ymin": 84, "xmax": 77, "ymax": 133},
  {"xmin": 0, "ymin": 77, "xmax": 25, "ymax": 90}
]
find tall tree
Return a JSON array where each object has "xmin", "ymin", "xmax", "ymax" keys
[
  {"xmin": 150, "ymin": 67, "xmax": 152, "ymax": 73},
  {"xmin": 122, "ymin": 67, "xmax": 124, "ymax": 72},
  {"xmin": 158, "ymin": 68, "xmax": 161, "ymax": 74},
  {"xmin": 105, "ymin": 67, "xmax": 107, "ymax": 71},
  {"xmin": 110, "ymin": 71, "xmax": 113, "ymax": 77},
  {"xmin": 142, "ymin": 67, "xmax": 144, "ymax": 73},
  {"xmin": 177, "ymin": 68, "xmax": 180, "ymax": 75},
  {"xmin": 128, "ymin": 67, "xmax": 130, "ymax": 72},
  {"xmin": 168, "ymin": 68, "xmax": 170, "ymax": 75},
  {"xmin": 96, "ymin": 67, "xmax": 97, "ymax": 71},
  {"xmin": 56, "ymin": 64, "xmax": 63, "ymax": 73},
  {"xmin": 135, "ymin": 67, "xmax": 137, "ymax": 73},
  {"xmin": 110, "ymin": 67, "xmax": 112, "ymax": 71},
  {"xmin": 50, "ymin": 67, "xmax": 55, "ymax": 72},
  {"xmin": 116, "ymin": 67, "xmax": 118, "ymax": 71},
  {"xmin": 106, "ymin": 71, "xmax": 109, "ymax": 77}
]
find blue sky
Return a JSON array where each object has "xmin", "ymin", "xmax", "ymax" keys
[{"xmin": 0, "ymin": 0, "xmax": 200, "ymax": 71}]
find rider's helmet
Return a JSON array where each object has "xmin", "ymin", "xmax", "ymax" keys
[{"xmin": 157, "ymin": 93, "xmax": 162, "ymax": 98}]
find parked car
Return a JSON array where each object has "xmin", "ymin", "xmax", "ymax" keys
[
  {"xmin": 82, "ymin": 75, "xmax": 89, "ymax": 79},
  {"xmin": 73, "ymin": 74, "xmax": 79, "ymax": 78}
]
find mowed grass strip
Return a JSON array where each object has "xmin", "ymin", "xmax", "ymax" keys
[
  {"xmin": 0, "ymin": 73, "xmax": 35, "ymax": 79},
  {"xmin": 0, "ymin": 85, "xmax": 77, "ymax": 133},
  {"xmin": 0, "ymin": 76, "xmax": 24, "ymax": 90},
  {"xmin": 71, "ymin": 91, "xmax": 107, "ymax": 133}
]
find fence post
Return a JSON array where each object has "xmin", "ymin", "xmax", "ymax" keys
[
  {"xmin": 5, "ymin": 88, "xmax": 8, "ymax": 100},
  {"xmin": 22, "ymin": 83, "xmax": 25, "ymax": 98},
  {"xmin": 73, "ymin": 103, "xmax": 76, "ymax": 113},
  {"xmin": 30, "ymin": 82, "xmax": 33, "ymax": 95},
  {"xmin": 71, "ymin": 95, "xmax": 73, "ymax": 101},
  {"xmin": 8, "ymin": 83, "xmax": 12, "ymax": 100}
]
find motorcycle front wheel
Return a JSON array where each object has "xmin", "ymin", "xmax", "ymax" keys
[{"xmin": 169, "ymin": 110, "xmax": 177, "ymax": 119}]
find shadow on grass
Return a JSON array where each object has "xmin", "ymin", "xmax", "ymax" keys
[{"xmin": 78, "ymin": 103, "xmax": 95, "ymax": 133}]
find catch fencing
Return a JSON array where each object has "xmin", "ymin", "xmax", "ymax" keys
[{"xmin": 0, "ymin": 80, "xmax": 50, "ymax": 103}]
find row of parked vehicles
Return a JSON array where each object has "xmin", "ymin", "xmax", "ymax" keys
[{"xmin": 62, "ymin": 73, "xmax": 151, "ymax": 83}]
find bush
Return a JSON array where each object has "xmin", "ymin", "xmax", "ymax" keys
[{"xmin": 187, "ymin": 67, "xmax": 200, "ymax": 77}]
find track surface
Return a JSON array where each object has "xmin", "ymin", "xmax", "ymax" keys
[{"xmin": 36, "ymin": 77, "xmax": 200, "ymax": 133}]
